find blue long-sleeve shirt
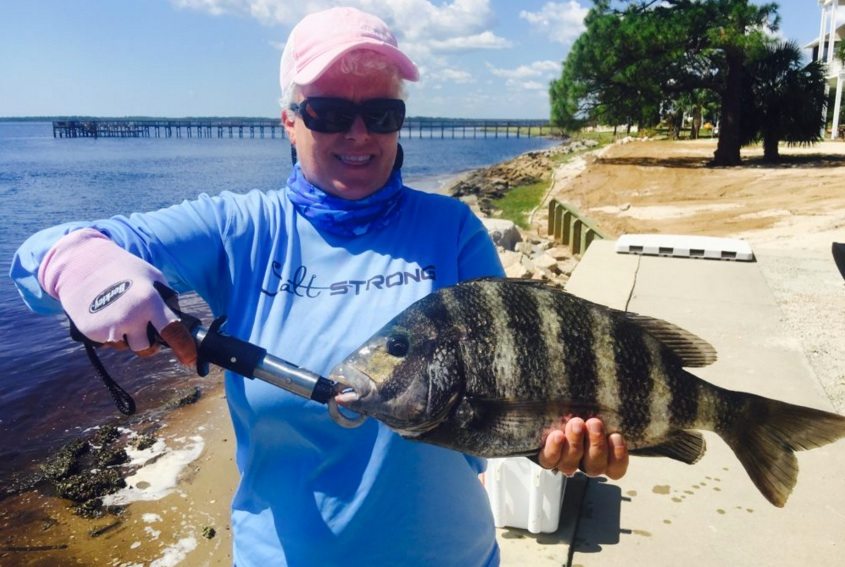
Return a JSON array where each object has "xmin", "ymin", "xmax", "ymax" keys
[{"xmin": 11, "ymin": 168, "xmax": 504, "ymax": 566}]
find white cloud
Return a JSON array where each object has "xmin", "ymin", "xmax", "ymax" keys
[
  {"xmin": 486, "ymin": 60, "xmax": 560, "ymax": 80},
  {"xmin": 173, "ymin": 0, "xmax": 344, "ymax": 24},
  {"xmin": 485, "ymin": 60, "xmax": 559, "ymax": 92},
  {"xmin": 519, "ymin": 1, "xmax": 588, "ymax": 45},
  {"xmin": 438, "ymin": 68, "xmax": 474, "ymax": 83},
  {"xmin": 171, "ymin": 0, "xmax": 508, "ymax": 65},
  {"xmin": 429, "ymin": 31, "xmax": 512, "ymax": 52},
  {"xmin": 172, "ymin": 0, "xmax": 514, "ymax": 112},
  {"xmin": 172, "ymin": 0, "xmax": 242, "ymax": 17},
  {"xmin": 520, "ymin": 80, "xmax": 546, "ymax": 91},
  {"xmin": 496, "ymin": 77, "xmax": 551, "ymax": 91},
  {"xmin": 172, "ymin": 0, "xmax": 496, "ymax": 38}
]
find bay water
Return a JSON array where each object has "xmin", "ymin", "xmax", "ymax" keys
[{"xmin": 0, "ymin": 120, "xmax": 556, "ymax": 486}]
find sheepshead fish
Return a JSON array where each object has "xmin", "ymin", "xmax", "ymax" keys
[{"xmin": 331, "ymin": 278, "xmax": 845, "ymax": 507}]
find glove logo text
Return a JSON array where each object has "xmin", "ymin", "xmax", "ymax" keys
[{"xmin": 89, "ymin": 280, "xmax": 133, "ymax": 313}]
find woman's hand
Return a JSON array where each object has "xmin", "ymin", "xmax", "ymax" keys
[{"xmin": 537, "ymin": 417, "xmax": 629, "ymax": 480}]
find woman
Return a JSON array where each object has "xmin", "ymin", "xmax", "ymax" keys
[{"xmin": 11, "ymin": 7, "xmax": 626, "ymax": 565}]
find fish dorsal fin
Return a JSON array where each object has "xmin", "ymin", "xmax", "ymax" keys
[
  {"xmin": 622, "ymin": 312, "xmax": 717, "ymax": 368},
  {"xmin": 461, "ymin": 277, "xmax": 717, "ymax": 367},
  {"xmin": 629, "ymin": 430, "xmax": 706, "ymax": 464}
]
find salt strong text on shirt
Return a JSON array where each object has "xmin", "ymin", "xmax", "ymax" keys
[{"xmin": 261, "ymin": 263, "xmax": 437, "ymax": 298}]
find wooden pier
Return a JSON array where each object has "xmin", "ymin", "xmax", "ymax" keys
[{"xmin": 52, "ymin": 118, "xmax": 553, "ymax": 140}]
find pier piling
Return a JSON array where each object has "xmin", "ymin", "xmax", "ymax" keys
[{"xmin": 53, "ymin": 119, "xmax": 552, "ymax": 140}]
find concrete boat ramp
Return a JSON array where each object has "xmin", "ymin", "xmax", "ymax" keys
[{"xmin": 496, "ymin": 239, "xmax": 845, "ymax": 566}]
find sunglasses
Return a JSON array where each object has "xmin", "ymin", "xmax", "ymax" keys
[{"xmin": 289, "ymin": 97, "xmax": 406, "ymax": 134}]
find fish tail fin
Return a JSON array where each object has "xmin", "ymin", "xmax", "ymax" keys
[{"xmin": 720, "ymin": 393, "xmax": 845, "ymax": 507}]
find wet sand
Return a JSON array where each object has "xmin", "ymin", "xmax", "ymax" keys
[
  {"xmin": 0, "ymin": 376, "xmax": 236, "ymax": 566},
  {"xmin": 3, "ymin": 137, "xmax": 844, "ymax": 566}
]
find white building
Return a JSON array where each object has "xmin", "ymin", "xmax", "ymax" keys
[{"xmin": 806, "ymin": 0, "xmax": 844, "ymax": 139}]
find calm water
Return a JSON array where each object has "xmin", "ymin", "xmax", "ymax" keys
[{"xmin": 0, "ymin": 121, "xmax": 556, "ymax": 484}]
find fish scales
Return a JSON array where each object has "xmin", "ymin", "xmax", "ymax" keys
[
  {"xmin": 589, "ymin": 308, "xmax": 623, "ymax": 426},
  {"xmin": 439, "ymin": 284, "xmax": 502, "ymax": 395},
  {"xmin": 534, "ymin": 289, "xmax": 569, "ymax": 400},
  {"xmin": 332, "ymin": 278, "xmax": 845, "ymax": 507},
  {"xmin": 489, "ymin": 279, "xmax": 552, "ymax": 399},
  {"xmin": 668, "ymin": 367, "xmax": 703, "ymax": 428},
  {"xmin": 549, "ymin": 286, "xmax": 598, "ymax": 407},
  {"xmin": 478, "ymin": 282, "xmax": 530, "ymax": 398},
  {"xmin": 642, "ymin": 338, "xmax": 674, "ymax": 441},
  {"xmin": 414, "ymin": 290, "xmax": 468, "ymax": 406},
  {"xmin": 610, "ymin": 316, "xmax": 655, "ymax": 440}
]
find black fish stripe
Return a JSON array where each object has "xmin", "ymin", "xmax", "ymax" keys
[
  {"xmin": 471, "ymin": 282, "xmax": 529, "ymax": 398},
  {"xmin": 555, "ymin": 292, "xmax": 599, "ymax": 410},
  {"xmin": 495, "ymin": 281, "xmax": 549, "ymax": 400},
  {"xmin": 668, "ymin": 366, "xmax": 701, "ymax": 428},
  {"xmin": 612, "ymin": 318, "xmax": 654, "ymax": 439},
  {"xmin": 441, "ymin": 283, "xmax": 499, "ymax": 394},
  {"xmin": 420, "ymin": 288, "xmax": 459, "ymax": 335}
]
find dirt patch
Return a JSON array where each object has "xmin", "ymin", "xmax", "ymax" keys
[{"xmin": 532, "ymin": 138, "xmax": 845, "ymax": 250}]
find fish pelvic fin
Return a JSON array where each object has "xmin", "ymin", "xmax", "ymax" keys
[
  {"xmin": 721, "ymin": 393, "xmax": 845, "ymax": 507},
  {"xmin": 629, "ymin": 430, "xmax": 706, "ymax": 464}
]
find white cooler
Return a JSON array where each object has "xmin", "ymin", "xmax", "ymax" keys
[{"xmin": 482, "ymin": 457, "xmax": 566, "ymax": 534}]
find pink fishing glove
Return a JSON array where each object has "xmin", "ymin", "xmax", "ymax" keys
[{"xmin": 38, "ymin": 228, "xmax": 182, "ymax": 353}]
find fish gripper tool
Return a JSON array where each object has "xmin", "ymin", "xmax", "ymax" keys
[{"xmin": 185, "ymin": 313, "xmax": 366, "ymax": 428}]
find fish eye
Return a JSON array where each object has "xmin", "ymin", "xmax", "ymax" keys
[{"xmin": 386, "ymin": 334, "xmax": 410, "ymax": 358}]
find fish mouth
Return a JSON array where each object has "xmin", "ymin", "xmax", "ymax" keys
[
  {"xmin": 328, "ymin": 362, "xmax": 432, "ymax": 434},
  {"xmin": 329, "ymin": 363, "xmax": 377, "ymax": 409}
]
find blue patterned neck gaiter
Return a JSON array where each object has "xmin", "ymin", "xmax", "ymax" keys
[{"xmin": 285, "ymin": 164, "xmax": 405, "ymax": 238}]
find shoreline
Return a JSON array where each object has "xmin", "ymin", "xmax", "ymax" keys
[
  {"xmin": 0, "ymin": 376, "xmax": 236, "ymax": 566},
  {"xmin": 4, "ymin": 136, "xmax": 844, "ymax": 565}
]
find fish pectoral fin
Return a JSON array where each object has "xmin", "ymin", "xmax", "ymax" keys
[
  {"xmin": 461, "ymin": 397, "xmax": 603, "ymax": 437},
  {"xmin": 630, "ymin": 430, "xmax": 706, "ymax": 465},
  {"xmin": 461, "ymin": 398, "xmax": 548, "ymax": 429}
]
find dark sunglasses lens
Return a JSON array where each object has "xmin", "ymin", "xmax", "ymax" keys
[
  {"xmin": 361, "ymin": 100, "xmax": 405, "ymax": 133},
  {"xmin": 298, "ymin": 98, "xmax": 405, "ymax": 133},
  {"xmin": 300, "ymin": 99, "xmax": 357, "ymax": 133}
]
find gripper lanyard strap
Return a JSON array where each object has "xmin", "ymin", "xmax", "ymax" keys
[
  {"xmin": 68, "ymin": 314, "xmax": 137, "ymax": 416},
  {"xmin": 80, "ymin": 337, "xmax": 136, "ymax": 415}
]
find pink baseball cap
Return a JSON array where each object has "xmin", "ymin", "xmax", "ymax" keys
[{"xmin": 279, "ymin": 7, "xmax": 419, "ymax": 96}]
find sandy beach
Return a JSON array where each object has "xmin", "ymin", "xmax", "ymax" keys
[{"xmin": 3, "ymin": 137, "xmax": 844, "ymax": 566}]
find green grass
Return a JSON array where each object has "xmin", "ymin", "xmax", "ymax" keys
[
  {"xmin": 490, "ymin": 130, "xmax": 617, "ymax": 229},
  {"xmin": 491, "ymin": 180, "xmax": 549, "ymax": 229}
]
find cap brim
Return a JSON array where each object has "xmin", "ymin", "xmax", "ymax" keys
[{"xmin": 294, "ymin": 40, "xmax": 419, "ymax": 86}]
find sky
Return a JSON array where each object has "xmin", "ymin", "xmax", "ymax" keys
[{"xmin": 0, "ymin": 0, "xmax": 841, "ymax": 119}]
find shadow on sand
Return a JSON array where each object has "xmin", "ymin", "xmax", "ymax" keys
[{"xmin": 596, "ymin": 153, "xmax": 845, "ymax": 170}]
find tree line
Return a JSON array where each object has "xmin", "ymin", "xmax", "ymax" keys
[{"xmin": 549, "ymin": 0, "xmax": 831, "ymax": 165}]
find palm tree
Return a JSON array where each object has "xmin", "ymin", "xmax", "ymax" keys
[{"xmin": 741, "ymin": 41, "xmax": 827, "ymax": 161}]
